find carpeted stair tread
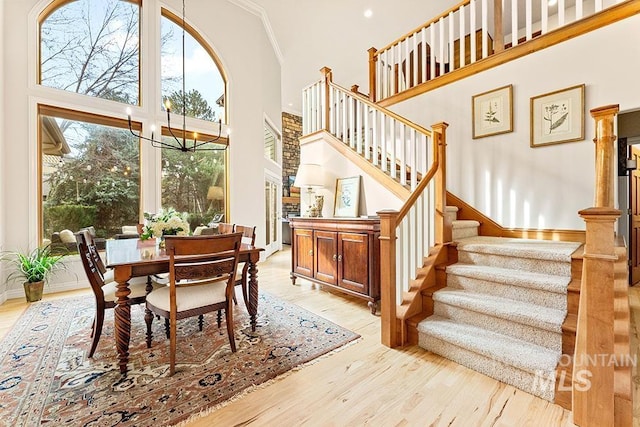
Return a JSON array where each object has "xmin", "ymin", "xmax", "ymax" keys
[
  {"xmin": 418, "ymin": 315, "xmax": 560, "ymax": 375},
  {"xmin": 456, "ymin": 236, "xmax": 581, "ymax": 262},
  {"xmin": 433, "ymin": 288, "xmax": 566, "ymax": 332},
  {"xmin": 452, "ymin": 220, "xmax": 480, "ymax": 229},
  {"xmin": 446, "ymin": 264, "xmax": 570, "ymax": 294}
]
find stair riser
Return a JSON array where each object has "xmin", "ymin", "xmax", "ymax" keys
[
  {"xmin": 419, "ymin": 334, "xmax": 556, "ymax": 401},
  {"xmin": 446, "ymin": 274, "xmax": 567, "ymax": 310},
  {"xmin": 434, "ymin": 302, "xmax": 562, "ymax": 352},
  {"xmin": 458, "ymin": 251, "xmax": 572, "ymax": 276},
  {"xmin": 452, "ymin": 227, "xmax": 478, "ymax": 240}
]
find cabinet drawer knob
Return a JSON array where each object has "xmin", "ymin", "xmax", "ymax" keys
[
  {"xmin": 332, "ymin": 254, "xmax": 337, "ymax": 261},
  {"xmin": 337, "ymin": 255, "xmax": 343, "ymax": 262},
  {"xmin": 309, "ymin": 249, "xmax": 313, "ymax": 256}
]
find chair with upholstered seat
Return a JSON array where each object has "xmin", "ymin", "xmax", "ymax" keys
[
  {"xmin": 75, "ymin": 231, "xmax": 163, "ymax": 358},
  {"xmin": 232, "ymin": 225, "xmax": 256, "ymax": 307},
  {"xmin": 144, "ymin": 233, "xmax": 243, "ymax": 376}
]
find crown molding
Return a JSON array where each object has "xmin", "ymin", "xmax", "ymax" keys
[{"xmin": 227, "ymin": 0, "xmax": 284, "ymax": 65}]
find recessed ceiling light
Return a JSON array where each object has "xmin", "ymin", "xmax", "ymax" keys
[{"xmin": 364, "ymin": 9, "xmax": 373, "ymax": 18}]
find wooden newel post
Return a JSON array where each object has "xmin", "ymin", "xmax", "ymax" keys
[
  {"xmin": 378, "ymin": 209, "xmax": 399, "ymax": 348},
  {"xmin": 431, "ymin": 122, "xmax": 450, "ymax": 245},
  {"xmin": 573, "ymin": 207, "xmax": 620, "ymax": 427},
  {"xmin": 368, "ymin": 47, "xmax": 377, "ymax": 102},
  {"xmin": 320, "ymin": 67, "xmax": 333, "ymax": 132},
  {"xmin": 591, "ymin": 105, "xmax": 619, "ymax": 208}
]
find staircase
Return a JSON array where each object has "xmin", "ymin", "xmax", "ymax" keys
[{"xmin": 419, "ymin": 208, "xmax": 582, "ymax": 401}]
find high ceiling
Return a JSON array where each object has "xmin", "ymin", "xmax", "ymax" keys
[{"xmin": 238, "ymin": 0, "xmax": 458, "ymax": 115}]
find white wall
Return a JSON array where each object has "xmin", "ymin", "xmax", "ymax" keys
[
  {"xmin": 299, "ymin": 136, "xmax": 404, "ymax": 218},
  {"xmin": 390, "ymin": 15, "xmax": 640, "ymax": 231},
  {"xmin": 0, "ymin": 0, "xmax": 281, "ymax": 300}
]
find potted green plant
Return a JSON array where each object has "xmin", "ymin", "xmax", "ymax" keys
[{"xmin": 1, "ymin": 245, "xmax": 67, "ymax": 302}]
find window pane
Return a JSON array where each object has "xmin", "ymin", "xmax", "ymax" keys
[
  {"xmin": 161, "ymin": 13, "xmax": 225, "ymax": 122},
  {"xmin": 40, "ymin": 0, "xmax": 140, "ymax": 104},
  {"xmin": 161, "ymin": 141, "xmax": 227, "ymax": 229},
  {"xmin": 264, "ymin": 121, "xmax": 278, "ymax": 162},
  {"xmin": 41, "ymin": 113, "xmax": 140, "ymax": 252}
]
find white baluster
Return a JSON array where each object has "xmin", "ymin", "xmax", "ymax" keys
[
  {"xmin": 470, "ymin": 0, "xmax": 477, "ymax": 63},
  {"xmin": 372, "ymin": 110, "xmax": 378, "ymax": 166},
  {"xmin": 356, "ymin": 100, "xmax": 363, "ymax": 154},
  {"xmin": 390, "ymin": 119, "xmax": 397, "ymax": 179},
  {"xmin": 511, "ymin": 0, "xmax": 518, "ymax": 47},
  {"xmin": 421, "ymin": 27, "xmax": 427, "ymax": 83},
  {"xmin": 400, "ymin": 125, "xmax": 407, "ymax": 186},
  {"xmin": 413, "ymin": 32, "xmax": 419, "ymax": 87},
  {"xmin": 408, "ymin": 208, "xmax": 416, "ymax": 281},
  {"xmin": 558, "ymin": 0, "xmax": 565, "ymax": 26},
  {"xmin": 438, "ymin": 17, "xmax": 445, "ymax": 76},
  {"xmin": 410, "ymin": 130, "xmax": 417, "ymax": 191},
  {"xmin": 576, "ymin": 0, "xmax": 584, "ymax": 20},
  {"xmin": 348, "ymin": 95, "xmax": 355, "ymax": 148},
  {"xmin": 526, "ymin": 0, "xmax": 532, "ymax": 41},
  {"xmin": 395, "ymin": 222, "xmax": 403, "ymax": 305},
  {"xmin": 404, "ymin": 36, "xmax": 409, "ymax": 89},
  {"xmin": 595, "ymin": 0, "xmax": 603, "ymax": 12},
  {"xmin": 381, "ymin": 114, "xmax": 387, "ymax": 173},
  {"xmin": 542, "ymin": 0, "xmax": 548, "ymax": 34},
  {"xmin": 320, "ymin": 81, "xmax": 326, "ymax": 131},
  {"xmin": 391, "ymin": 45, "xmax": 397, "ymax": 95},
  {"xmin": 341, "ymin": 91, "xmax": 347, "ymax": 141},
  {"xmin": 382, "ymin": 50, "xmax": 388, "ymax": 99},
  {"xmin": 429, "ymin": 24, "xmax": 436, "ymax": 79},
  {"xmin": 448, "ymin": 11, "xmax": 455, "ymax": 71},
  {"xmin": 459, "ymin": 5, "xmax": 466, "ymax": 68},
  {"xmin": 481, "ymin": 0, "xmax": 488, "ymax": 58}
]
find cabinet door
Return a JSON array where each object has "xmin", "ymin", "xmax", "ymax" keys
[
  {"xmin": 337, "ymin": 232, "xmax": 369, "ymax": 294},
  {"xmin": 293, "ymin": 228, "xmax": 314, "ymax": 277},
  {"xmin": 314, "ymin": 230, "xmax": 338, "ymax": 285}
]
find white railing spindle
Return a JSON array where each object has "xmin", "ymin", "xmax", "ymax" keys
[
  {"xmin": 470, "ymin": 0, "xmax": 477, "ymax": 63},
  {"xmin": 511, "ymin": 0, "xmax": 518, "ymax": 47}
]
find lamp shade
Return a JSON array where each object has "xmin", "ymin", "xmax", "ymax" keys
[
  {"xmin": 294, "ymin": 164, "xmax": 324, "ymax": 188},
  {"xmin": 207, "ymin": 186, "xmax": 224, "ymax": 200}
]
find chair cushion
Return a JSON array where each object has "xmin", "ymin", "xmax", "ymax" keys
[
  {"xmin": 101, "ymin": 276, "xmax": 163, "ymax": 303},
  {"xmin": 59, "ymin": 229, "xmax": 75, "ymax": 243},
  {"xmin": 146, "ymin": 281, "xmax": 227, "ymax": 312},
  {"xmin": 192, "ymin": 226, "xmax": 207, "ymax": 236},
  {"xmin": 121, "ymin": 225, "xmax": 139, "ymax": 235}
]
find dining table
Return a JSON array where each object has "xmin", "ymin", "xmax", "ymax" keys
[{"xmin": 105, "ymin": 237, "xmax": 264, "ymax": 374}]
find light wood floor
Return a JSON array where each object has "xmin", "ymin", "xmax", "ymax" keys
[{"xmin": 1, "ymin": 247, "xmax": 638, "ymax": 426}]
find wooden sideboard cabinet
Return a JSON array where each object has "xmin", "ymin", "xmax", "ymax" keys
[{"xmin": 290, "ymin": 217, "xmax": 380, "ymax": 314}]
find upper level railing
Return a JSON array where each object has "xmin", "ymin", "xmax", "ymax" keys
[
  {"xmin": 303, "ymin": 68, "xmax": 434, "ymax": 191},
  {"xmin": 368, "ymin": 0, "xmax": 627, "ymax": 104}
]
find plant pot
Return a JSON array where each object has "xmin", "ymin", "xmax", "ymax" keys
[{"xmin": 23, "ymin": 281, "xmax": 45, "ymax": 302}]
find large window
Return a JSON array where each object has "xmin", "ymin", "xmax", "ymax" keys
[
  {"xmin": 40, "ymin": 106, "xmax": 140, "ymax": 248},
  {"xmin": 37, "ymin": 0, "xmax": 229, "ymax": 245}
]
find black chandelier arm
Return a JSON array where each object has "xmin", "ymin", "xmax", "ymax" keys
[{"xmin": 165, "ymin": 110, "xmax": 187, "ymax": 149}]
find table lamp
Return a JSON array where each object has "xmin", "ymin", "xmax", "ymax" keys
[{"xmin": 293, "ymin": 164, "xmax": 324, "ymax": 217}]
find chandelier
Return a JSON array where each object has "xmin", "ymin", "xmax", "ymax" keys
[{"xmin": 126, "ymin": 0, "xmax": 226, "ymax": 152}]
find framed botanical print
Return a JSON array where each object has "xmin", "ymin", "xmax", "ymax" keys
[
  {"xmin": 472, "ymin": 85, "xmax": 513, "ymax": 139},
  {"xmin": 530, "ymin": 84, "xmax": 585, "ymax": 147},
  {"xmin": 333, "ymin": 176, "xmax": 361, "ymax": 218}
]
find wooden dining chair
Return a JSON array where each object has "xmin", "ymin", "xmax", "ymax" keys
[
  {"xmin": 216, "ymin": 223, "xmax": 235, "ymax": 234},
  {"xmin": 144, "ymin": 233, "xmax": 243, "ymax": 376},
  {"xmin": 75, "ymin": 231, "xmax": 163, "ymax": 358},
  {"xmin": 232, "ymin": 225, "xmax": 256, "ymax": 307}
]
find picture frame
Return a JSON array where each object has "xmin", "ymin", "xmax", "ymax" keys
[
  {"xmin": 472, "ymin": 85, "xmax": 513, "ymax": 139},
  {"xmin": 530, "ymin": 84, "xmax": 585, "ymax": 148},
  {"xmin": 333, "ymin": 176, "xmax": 361, "ymax": 218}
]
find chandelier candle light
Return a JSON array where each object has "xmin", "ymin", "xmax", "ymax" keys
[{"xmin": 126, "ymin": 0, "xmax": 226, "ymax": 152}]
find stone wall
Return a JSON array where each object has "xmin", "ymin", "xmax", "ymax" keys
[{"xmin": 282, "ymin": 112, "xmax": 301, "ymax": 217}]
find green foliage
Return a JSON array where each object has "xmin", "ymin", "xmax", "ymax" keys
[
  {"xmin": 1, "ymin": 245, "xmax": 67, "ymax": 284},
  {"xmin": 166, "ymin": 89, "xmax": 215, "ymax": 121},
  {"xmin": 43, "ymin": 205, "xmax": 96, "ymax": 236}
]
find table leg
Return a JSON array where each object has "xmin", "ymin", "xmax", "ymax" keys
[
  {"xmin": 114, "ymin": 276, "xmax": 132, "ymax": 374},
  {"xmin": 248, "ymin": 260, "xmax": 258, "ymax": 332}
]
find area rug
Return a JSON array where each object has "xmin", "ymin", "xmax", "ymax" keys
[{"xmin": 0, "ymin": 292, "xmax": 360, "ymax": 426}]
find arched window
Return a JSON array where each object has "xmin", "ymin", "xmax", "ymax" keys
[
  {"xmin": 36, "ymin": 0, "xmax": 229, "ymax": 245},
  {"xmin": 161, "ymin": 9, "xmax": 226, "ymax": 122},
  {"xmin": 39, "ymin": 0, "xmax": 140, "ymax": 104}
]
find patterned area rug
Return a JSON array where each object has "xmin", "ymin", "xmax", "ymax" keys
[{"xmin": 0, "ymin": 292, "xmax": 360, "ymax": 426}]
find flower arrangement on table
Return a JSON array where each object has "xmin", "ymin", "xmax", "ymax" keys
[{"xmin": 139, "ymin": 208, "xmax": 190, "ymax": 241}]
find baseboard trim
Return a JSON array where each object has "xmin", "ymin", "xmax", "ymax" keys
[{"xmin": 447, "ymin": 191, "xmax": 586, "ymax": 243}]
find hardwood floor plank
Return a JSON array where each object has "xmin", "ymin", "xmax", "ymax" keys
[{"xmin": 2, "ymin": 247, "xmax": 636, "ymax": 426}]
